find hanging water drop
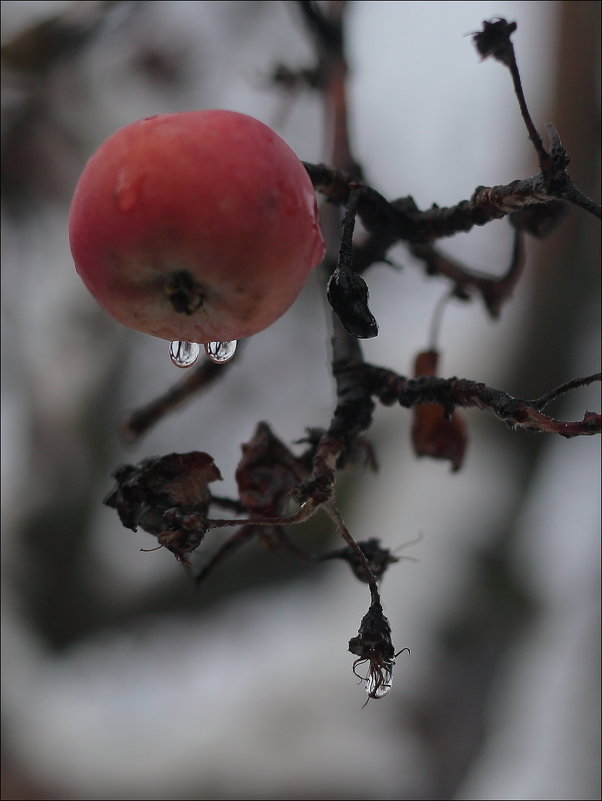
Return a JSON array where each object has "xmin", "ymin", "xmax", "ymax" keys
[
  {"xmin": 204, "ymin": 340, "xmax": 237, "ymax": 364},
  {"xmin": 365, "ymin": 663, "xmax": 394, "ymax": 699},
  {"xmin": 169, "ymin": 340, "xmax": 200, "ymax": 368}
]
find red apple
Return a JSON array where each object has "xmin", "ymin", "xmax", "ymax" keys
[{"xmin": 69, "ymin": 110, "xmax": 325, "ymax": 343}]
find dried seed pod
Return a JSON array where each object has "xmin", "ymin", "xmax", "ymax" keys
[
  {"xmin": 326, "ymin": 268, "xmax": 379, "ymax": 339},
  {"xmin": 349, "ymin": 601, "xmax": 408, "ymax": 701}
]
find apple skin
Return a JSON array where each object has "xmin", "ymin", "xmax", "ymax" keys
[{"xmin": 69, "ymin": 110, "xmax": 325, "ymax": 343}]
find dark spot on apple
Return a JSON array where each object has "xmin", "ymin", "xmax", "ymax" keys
[{"xmin": 164, "ymin": 270, "xmax": 205, "ymax": 315}]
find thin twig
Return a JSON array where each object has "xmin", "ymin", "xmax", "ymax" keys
[
  {"xmin": 327, "ymin": 188, "xmax": 379, "ymax": 337},
  {"xmin": 412, "ymin": 225, "xmax": 525, "ymax": 318},
  {"xmin": 325, "ymin": 502, "xmax": 380, "ymax": 606},
  {"xmin": 527, "ymin": 372, "xmax": 602, "ymax": 411},
  {"xmin": 120, "ymin": 346, "xmax": 242, "ymax": 443},
  {"xmin": 428, "ymin": 291, "xmax": 453, "ymax": 351},
  {"xmin": 363, "ymin": 366, "xmax": 602, "ymax": 438}
]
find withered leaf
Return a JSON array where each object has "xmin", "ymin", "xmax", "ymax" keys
[
  {"xmin": 411, "ymin": 351, "xmax": 468, "ymax": 472},
  {"xmin": 320, "ymin": 537, "xmax": 399, "ymax": 583},
  {"xmin": 104, "ymin": 452, "xmax": 222, "ymax": 562},
  {"xmin": 235, "ymin": 423, "xmax": 306, "ymax": 517}
]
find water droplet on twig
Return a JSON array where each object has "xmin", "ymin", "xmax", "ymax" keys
[
  {"xmin": 204, "ymin": 340, "xmax": 237, "ymax": 364},
  {"xmin": 366, "ymin": 665, "xmax": 393, "ymax": 699},
  {"xmin": 169, "ymin": 340, "xmax": 200, "ymax": 368}
]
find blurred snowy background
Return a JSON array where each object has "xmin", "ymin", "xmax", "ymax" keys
[{"xmin": 1, "ymin": 1, "xmax": 600, "ymax": 799}]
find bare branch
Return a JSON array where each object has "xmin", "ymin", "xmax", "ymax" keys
[
  {"xmin": 120, "ymin": 344, "xmax": 242, "ymax": 443},
  {"xmin": 364, "ymin": 366, "xmax": 602, "ymax": 438}
]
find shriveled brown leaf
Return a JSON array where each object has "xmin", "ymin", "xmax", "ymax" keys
[
  {"xmin": 411, "ymin": 351, "xmax": 468, "ymax": 472},
  {"xmin": 235, "ymin": 423, "xmax": 306, "ymax": 517},
  {"xmin": 104, "ymin": 452, "xmax": 222, "ymax": 562}
]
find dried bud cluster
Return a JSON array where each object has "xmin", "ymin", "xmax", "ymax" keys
[{"xmin": 321, "ymin": 538, "xmax": 399, "ymax": 583}]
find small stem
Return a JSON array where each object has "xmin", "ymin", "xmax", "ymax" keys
[
  {"xmin": 194, "ymin": 525, "xmax": 259, "ymax": 585},
  {"xmin": 276, "ymin": 529, "xmax": 322, "ymax": 561},
  {"xmin": 412, "ymin": 224, "xmax": 525, "ymax": 319},
  {"xmin": 338, "ymin": 187, "xmax": 360, "ymax": 271},
  {"xmin": 210, "ymin": 495, "xmax": 247, "ymax": 514},
  {"xmin": 507, "ymin": 59, "xmax": 551, "ymax": 172},
  {"xmin": 528, "ymin": 372, "xmax": 602, "ymax": 411},
  {"xmin": 428, "ymin": 291, "xmax": 452, "ymax": 350},
  {"xmin": 325, "ymin": 502, "xmax": 380, "ymax": 606},
  {"xmin": 327, "ymin": 188, "xmax": 378, "ymax": 338},
  {"xmin": 206, "ymin": 500, "xmax": 318, "ymax": 531}
]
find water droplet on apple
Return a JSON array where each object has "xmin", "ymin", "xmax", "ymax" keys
[
  {"xmin": 115, "ymin": 171, "xmax": 144, "ymax": 212},
  {"xmin": 169, "ymin": 340, "xmax": 200, "ymax": 368},
  {"xmin": 204, "ymin": 340, "xmax": 237, "ymax": 364},
  {"xmin": 117, "ymin": 186, "xmax": 137, "ymax": 211}
]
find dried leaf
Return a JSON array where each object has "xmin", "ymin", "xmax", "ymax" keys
[
  {"xmin": 235, "ymin": 423, "xmax": 306, "ymax": 516},
  {"xmin": 411, "ymin": 350, "xmax": 468, "ymax": 472},
  {"xmin": 104, "ymin": 452, "xmax": 222, "ymax": 562}
]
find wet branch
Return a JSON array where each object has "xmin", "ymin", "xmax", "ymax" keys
[
  {"xmin": 363, "ymin": 366, "xmax": 602, "ymax": 437},
  {"xmin": 303, "ymin": 160, "xmax": 599, "ymax": 257}
]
